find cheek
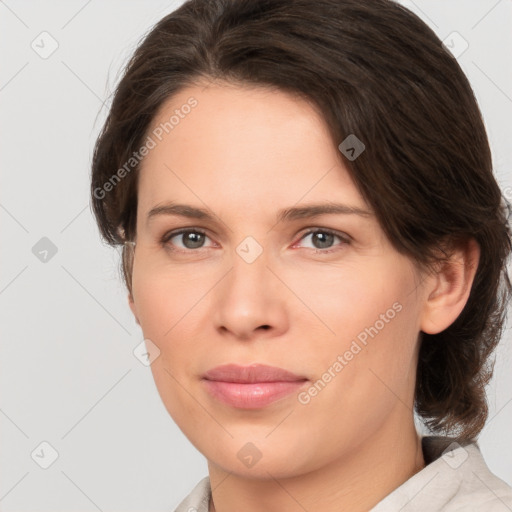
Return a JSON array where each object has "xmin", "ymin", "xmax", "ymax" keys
[
  {"xmin": 130, "ymin": 262, "xmax": 212, "ymax": 368},
  {"xmin": 132, "ymin": 253, "xmax": 203, "ymax": 328},
  {"xmin": 285, "ymin": 257, "xmax": 416, "ymax": 347},
  {"xmin": 131, "ymin": 266, "xmax": 214, "ymax": 425},
  {"xmin": 288, "ymin": 258, "xmax": 422, "ymax": 408}
]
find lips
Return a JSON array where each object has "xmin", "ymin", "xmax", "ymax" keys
[
  {"xmin": 202, "ymin": 364, "xmax": 308, "ymax": 409},
  {"xmin": 203, "ymin": 364, "xmax": 306, "ymax": 383}
]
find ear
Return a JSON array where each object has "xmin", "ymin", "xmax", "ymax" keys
[
  {"xmin": 420, "ymin": 238, "xmax": 480, "ymax": 334},
  {"xmin": 128, "ymin": 293, "xmax": 140, "ymax": 326}
]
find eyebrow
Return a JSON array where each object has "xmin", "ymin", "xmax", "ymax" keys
[{"xmin": 146, "ymin": 201, "xmax": 372, "ymax": 225}]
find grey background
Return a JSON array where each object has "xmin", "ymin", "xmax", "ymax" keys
[{"xmin": 1, "ymin": 1, "xmax": 511, "ymax": 510}]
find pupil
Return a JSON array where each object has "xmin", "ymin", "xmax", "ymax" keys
[
  {"xmin": 313, "ymin": 232, "xmax": 333, "ymax": 249},
  {"xmin": 183, "ymin": 232, "xmax": 205, "ymax": 249}
]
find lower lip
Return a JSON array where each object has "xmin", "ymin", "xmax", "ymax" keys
[{"xmin": 202, "ymin": 379, "xmax": 307, "ymax": 409}]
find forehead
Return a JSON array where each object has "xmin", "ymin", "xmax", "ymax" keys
[{"xmin": 137, "ymin": 81, "xmax": 366, "ymax": 217}]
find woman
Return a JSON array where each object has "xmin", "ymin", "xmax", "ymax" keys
[{"xmin": 90, "ymin": 0, "xmax": 512, "ymax": 510}]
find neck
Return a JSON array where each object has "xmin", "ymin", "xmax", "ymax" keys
[{"xmin": 207, "ymin": 414, "xmax": 425, "ymax": 512}]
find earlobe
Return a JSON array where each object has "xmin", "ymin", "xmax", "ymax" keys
[{"xmin": 420, "ymin": 239, "xmax": 480, "ymax": 335}]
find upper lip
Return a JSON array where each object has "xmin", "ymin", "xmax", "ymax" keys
[{"xmin": 203, "ymin": 364, "xmax": 307, "ymax": 383}]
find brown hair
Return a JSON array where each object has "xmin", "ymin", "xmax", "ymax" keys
[{"xmin": 90, "ymin": 0, "xmax": 511, "ymax": 442}]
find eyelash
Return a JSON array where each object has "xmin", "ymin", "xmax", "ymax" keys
[
  {"xmin": 294, "ymin": 228, "xmax": 351, "ymax": 253},
  {"xmin": 159, "ymin": 227, "xmax": 351, "ymax": 255}
]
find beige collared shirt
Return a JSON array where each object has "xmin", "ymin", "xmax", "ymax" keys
[{"xmin": 174, "ymin": 436, "xmax": 512, "ymax": 511}]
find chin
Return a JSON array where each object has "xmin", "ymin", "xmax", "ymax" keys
[{"xmin": 199, "ymin": 433, "xmax": 319, "ymax": 480}]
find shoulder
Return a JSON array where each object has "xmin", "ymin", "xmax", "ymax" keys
[
  {"xmin": 450, "ymin": 441, "xmax": 512, "ymax": 510},
  {"xmin": 172, "ymin": 476, "xmax": 211, "ymax": 512},
  {"xmin": 371, "ymin": 436, "xmax": 512, "ymax": 511}
]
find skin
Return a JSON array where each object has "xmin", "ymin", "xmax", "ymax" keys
[{"xmin": 128, "ymin": 79, "xmax": 480, "ymax": 512}]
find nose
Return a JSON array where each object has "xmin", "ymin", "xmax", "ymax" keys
[{"xmin": 212, "ymin": 246, "xmax": 289, "ymax": 341}]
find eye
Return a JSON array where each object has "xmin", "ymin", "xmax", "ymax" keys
[
  {"xmin": 160, "ymin": 227, "xmax": 349, "ymax": 253},
  {"xmin": 161, "ymin": 228, "xmax": 216, "ymax": 251},
  {"xmin": 294, "ymin": 228, "xmax": 350, "ymax": 252}
]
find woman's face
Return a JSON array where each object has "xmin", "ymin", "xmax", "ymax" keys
[{"xmin": 129, "ymin": 80, "xmax": 429, "ymax": 478}]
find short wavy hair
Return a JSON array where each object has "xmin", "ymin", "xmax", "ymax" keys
[{"xmin": 90, "ymin": 0, "xmax": 512, "ymax": 442}]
